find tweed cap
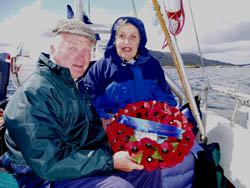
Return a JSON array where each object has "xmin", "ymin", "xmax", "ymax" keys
[{"xmin": 52, "ymin": 19, "xmax": 96, "ymax": 44}]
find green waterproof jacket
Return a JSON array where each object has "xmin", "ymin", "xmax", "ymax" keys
[{"xmin": 3, "ymin": 53, "xmax": 114, "ymax": 181}]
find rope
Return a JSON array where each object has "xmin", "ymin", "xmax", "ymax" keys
[{"xmin": 168, "ymin": 0, "xmax": 185, "ymax": 36}]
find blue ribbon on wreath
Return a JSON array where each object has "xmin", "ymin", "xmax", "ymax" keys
[{"xmin": 117, "ymin": 115, "xmax": 185, "ymax": 139}]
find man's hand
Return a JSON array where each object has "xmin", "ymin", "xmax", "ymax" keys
[
  {"xmin": 113, "ymin": 151, "xmax": 144, "ymax": 172},
  {"xmin": 101, "ymin": 118, "xmax": 114, "ymax": 131}
]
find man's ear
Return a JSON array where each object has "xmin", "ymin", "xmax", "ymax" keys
[
  {"xmin": 50, "ymin": 44, "xmax": 55, "ymax": 54},
  {"xmin": 50, "ymin": 44, "xmax": 56, "ymax": 59}
]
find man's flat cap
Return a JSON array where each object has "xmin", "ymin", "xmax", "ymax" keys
[{"xmin": 52, "ymin": 19, "xmax": 96, "ymax": 44}]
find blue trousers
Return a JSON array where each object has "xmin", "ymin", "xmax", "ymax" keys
[
  {"xmin": 12, "ymin": 169, "xmax": 162, "ymax": 188},
  {"xmin": 53, "ymin": 169, "xmax": 162, "ymax": 188},
  {"xmin": 1, "ymin": 152, "xmax": 162, "ymax": 188},
  {"xmin": 8, "ymin": 166, "xmax": 161, "ymax": 188}
]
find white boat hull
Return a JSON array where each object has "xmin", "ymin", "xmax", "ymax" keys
[{"xmin": 203, "ymin": 110, "xmax": 250, "ymax": 188}]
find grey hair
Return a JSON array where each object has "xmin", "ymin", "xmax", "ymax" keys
[
  {"xmin": 114, "ymin": 19, "xmax": 128, "ymax": 32},
  {"xmin": 113, "ymin": 19, "xmax": 128, "ymax": 46},
  {"xmin": 113, "ymin": 18, "xmax": 141, "ymax": 47}
]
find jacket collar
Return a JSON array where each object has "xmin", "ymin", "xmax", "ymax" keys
[
  {"xmin": 108, "ymin": 50, "xmax": 151, "ymax": 67},
  {"xmin": 38, "ymin": 53, "xmax": 75, "ymax": 85}
]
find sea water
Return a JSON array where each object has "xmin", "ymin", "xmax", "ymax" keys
[
  {"xmin": 7, "ymin": 67, "xmax": 250, "ymax": 127},
  {"xmin": 165, "ymin": 67, "xmax": 250, "ymax": 127}
]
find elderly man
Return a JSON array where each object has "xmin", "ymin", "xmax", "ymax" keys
[{"xmin": 2, "ymin": 19, "xmax": 161, "ymax": 187}]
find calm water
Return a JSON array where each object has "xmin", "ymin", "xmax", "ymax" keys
[
  {"xmin": 165, "ymin": 67, "xmax": 250, "ymax": 127},
  {"xmin": 7, "ymin": 67, "xmax": 250, "ymax": 126}
]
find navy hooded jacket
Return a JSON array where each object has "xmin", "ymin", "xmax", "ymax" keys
[{"xmin": 81, "ymin": 16, "xmax": 177, "ymax": 119}]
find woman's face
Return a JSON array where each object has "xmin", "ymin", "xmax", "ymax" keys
[{"xmin": 115, "ymin": 23, "xmax": 140, "ymax": 62}]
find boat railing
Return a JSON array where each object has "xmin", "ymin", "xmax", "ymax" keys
[
  {"xmin": 204, "ymin": 84, "xmax": 250, "ymax": 128},
  {"xmin": 89, "ymin": 24, "xmax": 111, "ymax": 34}
]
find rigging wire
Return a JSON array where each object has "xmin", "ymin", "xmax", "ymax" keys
[
  {"xmin": 187, "ymin": 0, "xmax": 210, "ymax": 108},
  {"xmin": 88, "ymin": 0, "xmax": 90, "ymax": 18},
  {"xmin": 187, "ymin": 0, "xmax": 209, "ymax": 85},
  {"xmin": 131, "ymin": 0, "xmax": 138, "ymax": 18}
]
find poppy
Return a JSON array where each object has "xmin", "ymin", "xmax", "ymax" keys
[
  {"xmin": 125, "ymin": 141, "xmax": 142, "ymax": 156},
  {"xmin": 171, "ymin": 120, "xmax": 182, "ymax": 128},
  {"xmin": 147, "ymin": 100, "xmax": 157, "ymax": 108},
  {"xmin": 141, "ymin": 153, "xmax": 159, "ymax": 171},
  {"xmin": 172, "ymin": 143, "xmax": 185, "ymax": 164},
  {"xmin": 107, "ymin": 131, "xmax": 117, "ymax": 144},
  {"xmin": 183, "ymin": 122, "xmax": 194, "ymax": 131},
  {"xmin": 109, "ymin": 123, "xmax": 127, "ymax": 137},
  {"xmin": 124, "ymin": 126, "xmax": 134, "ymax": 137},
  {"xmin": 116, "ymin": 108, "xmax": 132, "ymax": 120},
  {"xmin": 129, "ymin": 108, "xmax": 149, "ymax": 120},
  {"xmin": 147, "ymin": 106, "xmax": 164, "ymax": 122},
  {"xmin": 181, "ymin": 130, "xmax": 195, "ymax": 154},
  {"xmin": 135, "ymin": 101, "xmax": 151, "ymax": 109},
  {"xmin": 111, "ymin": 139, "xmax": 127, "ymax": 153},
  {"xmin": 170, "ymin": 107, "xmax": 182, "ymax": 117},
  {"xmin": 158, "ymin": 141, "xmax": 174, "ymax": 159},
  {"xmin": 161, "ymin": 114, "xmax": 175, "ymax": 125},
  {"xmin": 125, "ymin": 103, "xmax": 140, "ymax": 111},
  {"xmin": 177, "ymin": 115, "xmax": 188, "ymax": 125},
  {"xmin": 160, "ymin": 102, "xmax": 171, "ymax": 112},
  {"xmin": 140, "ymin": 137, "xmax": 158, "ymax": 156},
  {"xmin": 107, "ymin": 101, "xmax": 196, "ymax": 171}
]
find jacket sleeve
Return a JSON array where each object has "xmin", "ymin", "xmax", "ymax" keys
[
  {"xmin": 154, "ymin": 59, "xmax": 177, "ymax": 107},
  {"xmin": 4, "ymin": 86, "xmax": 114, "ymax": 181},
  {"xmin": 82, "ymin": 59, "xmax": 111, "ymax": 119}
]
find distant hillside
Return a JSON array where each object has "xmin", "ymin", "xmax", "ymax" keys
[
  {"xmin": 149, "ymin": 50, "xmax": 235, "ymax": 67},
  {"xmin": 235, "ymin": 63, "xmax": 250, "ymax": 67}
]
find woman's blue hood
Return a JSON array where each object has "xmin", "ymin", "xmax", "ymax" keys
[{"xmin": 105, "ymin": 16, "xmax": 148, "ymax": 58}]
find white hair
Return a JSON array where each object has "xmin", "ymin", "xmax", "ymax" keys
[{"xmin": 114, "ymin": 19, "xmax": 128, "ymax": 31}]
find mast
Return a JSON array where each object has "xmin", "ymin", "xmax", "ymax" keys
[
  {"xmin": 152, "ymin": 0, "xmax": 206, "ymax": 142},
  {"xmin": 74, "ymin": 0, "xmax": 83, "ymax": 21}
]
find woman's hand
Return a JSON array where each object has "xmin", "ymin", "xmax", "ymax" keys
[
  {"xmin": 101, "ymin": 118, "xmax": 114, "ymax": 131},
  {"xmin": 113, "ymin": 151, "xmax": 144, "ymax": 172}
]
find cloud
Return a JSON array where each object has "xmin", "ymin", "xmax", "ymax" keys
[
  {"xmin": 0, "ymin": 42, "xmax": 12, "ymax": 47},
  {"xmin": 1, "ymin": 0, "xmax": 250, "ymax": 64},
  {"xmin": 201, "ymin": 21, "xmax": 250, "ymax": 45},
  {"xmin": 0, "ymin": 0, "xmax": 63, "ymax": 54},
  {"xmin": 89, "ymin": 8, "xmax": 119, "ymax": 25},
  {"xmin": 136, "ymin": 0, "xmax": 250, "ymax": 64},
  {"xmin": 39, "ymin": 30, "xmax": 53, "ymax": 38}
]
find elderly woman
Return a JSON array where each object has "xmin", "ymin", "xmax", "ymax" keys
[
  {"xmin": 81, "ymin": 16, "xmax": 177, "ymax": 124},
  {"xmin": 81, "ymin": 16, "xmax": 196, "ymax": 188}
]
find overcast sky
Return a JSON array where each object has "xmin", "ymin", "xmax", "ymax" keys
[{"xmin": 1, "ymin": 0, "xmax": 250, "ymax": 64}]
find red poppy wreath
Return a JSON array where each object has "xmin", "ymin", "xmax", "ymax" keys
[{"xmin": 106, "ymin": 100, "xmax": 195, "ymax": 171}]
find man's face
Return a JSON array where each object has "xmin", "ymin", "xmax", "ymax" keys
[{"xmin": 51, "ymin": 32, "xmax": 93, "ymax": 79}]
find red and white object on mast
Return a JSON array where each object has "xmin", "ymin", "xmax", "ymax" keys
[{"xmin": 161, "ymin": 0, "xmax": 185, "ymax": 48}]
